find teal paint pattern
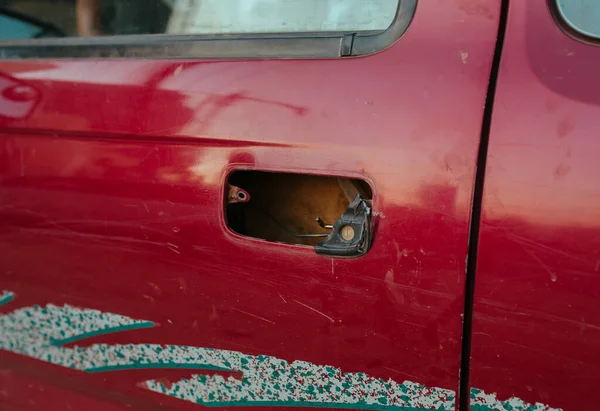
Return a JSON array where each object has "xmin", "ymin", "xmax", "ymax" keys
[
  {"xmin": 0, "ymin": 291, "xmax": 561, "ymax": 411},
  {"xmin": 0, "ymin": 290, "xmax": 14, "ymax": 307},
  {"xmin": 144, "ymin": 358, "xmax": 454, "ymax": 410},
  {"xmin": 469, "ymin": 388, "xmax": 560, "ymax": 411}
]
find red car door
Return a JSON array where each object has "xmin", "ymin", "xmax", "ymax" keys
[
  {"xmin": 0, "ymin": 1, "xmax": 499, "ymax": 410},
  {"xmin": 470, "ymin": 1, "xmax": 600, "ymax": 410}
]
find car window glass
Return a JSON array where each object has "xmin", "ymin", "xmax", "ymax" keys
[
  {"xmin": 556, "ymin": 0, "xmax": 600, "ymax": 39},
  {"xmin": 0, "ymin": 13, "xmax": 44, "ymax": 40},
  {"xmin": 0, "ymin": 0, "xmax": 399, "ymax": 41}
]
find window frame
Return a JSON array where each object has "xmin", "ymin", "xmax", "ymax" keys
[{"xmin": 0, "ymin": 0, "xmax": 416, "ymax": 60}]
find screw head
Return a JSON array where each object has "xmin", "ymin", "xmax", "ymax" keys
[{"xmin": 341, "ymin": 225, "xmax": 355, "ymax": 241}]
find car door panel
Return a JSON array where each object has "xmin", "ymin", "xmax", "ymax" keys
[
  {"xmin": 470, "ymin": 1, "xmax": 600, "ymax": 410},
  {"xmin": 0, "ymin": 1, "xmax": 500, "ymax": 410}
]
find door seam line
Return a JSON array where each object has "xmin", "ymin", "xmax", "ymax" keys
[{"xmin": 458, "ymin": 1, "xmax": 510, "ymax": 410}]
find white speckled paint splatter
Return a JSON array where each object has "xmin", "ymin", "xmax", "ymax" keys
[
  {"xmin": 144, "ymin": 356, "xmax": 454, "ymax": 410},
  {"xmin": 0, "ymin": 291, "xmax": 562, "ymax": 411},
  {"xmin": 0, "ymin": 303, "xmax": 154, "ymax": 345},
  {"xmin": 470, "ymin": 388, "xmax": 561, "ymax": 411}
]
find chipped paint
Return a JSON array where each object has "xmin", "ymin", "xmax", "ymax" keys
[
  {"xmin": 0, "ymin": 292, "xmax": 561, "ymax": 411},
  {"xmin": 460, "ymin": 51, "xmax": 469, "ymax": 64}
]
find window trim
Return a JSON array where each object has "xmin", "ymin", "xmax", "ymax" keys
[{"xmin": 0, "ymin": 0, "xmax": 416, "ymax": 60}]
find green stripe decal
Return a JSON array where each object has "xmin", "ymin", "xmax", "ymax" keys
[
  {"xmin": 51, "ymin": 321, "xmax": 155, "ymax": 346},
  {"xmin": 192, "ymin": 402, "xmax": 431, "ymax": 411},
  {"xmin": 86, "ymin": 363, "xmax": 232, "ymax": 373}
]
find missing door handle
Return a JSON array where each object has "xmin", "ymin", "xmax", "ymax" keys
[
  {"xmin": 315, "ymin": 194, "xmax": 372, "ymax": 257},
  {"xmin": 224, "ymin": 171, "xmax": 373, "ymax": 253},
  {"xmin": 251, "ymin": 196, "xmax": 373, "ymax": 254}
]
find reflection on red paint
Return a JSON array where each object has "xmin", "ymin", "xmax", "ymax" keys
[{"xmin": 0, "ymin": 73, "xmax": 41, "ymax": 120}]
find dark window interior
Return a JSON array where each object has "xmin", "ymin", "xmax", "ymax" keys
[
  {"xmin": 1, "ymin": 0, "xmax": 171, "ymax": 39},
  {"xmin": 225, "ymin": 171, "xmax": 372, "ymax": 246}
]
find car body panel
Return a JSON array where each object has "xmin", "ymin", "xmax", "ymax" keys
[
  {"xmin": 470, "ymin": 1, "xmax": 600, "ymax": 411},
  {"xmin": 0, "ymin": 1, "xmax": 502, "ymax": 410}
]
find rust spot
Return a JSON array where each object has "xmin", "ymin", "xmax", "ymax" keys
[
  {"xmin": 457, "ymin": 0, "xmax": 495, "ymax": 20},
  {"xmin": 554, "ymin": 163, "xmax": 572, "ymax": 179},
  {"xmin": 557, "ymin": 118, "xmax": 575, "ymax": 138}
]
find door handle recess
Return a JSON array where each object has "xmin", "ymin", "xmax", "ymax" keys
[{"xmin": 224, "ymin": 171, "xmax": 373, "ymax": 257}]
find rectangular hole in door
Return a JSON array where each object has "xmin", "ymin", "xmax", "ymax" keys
[{"xmin": 225, "ymin": 171, "xmax": 373, "ymax": 246}]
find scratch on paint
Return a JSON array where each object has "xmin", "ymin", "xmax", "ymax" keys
[
  {"xmin": 381, "ymin": 366, "xmax": 403, "ymax": 374},
  {"xmin": 0, "ymin": 292, "xmax": 562, "ymax": 411},
  {"xmin": 293, "ymin": 300, "xmax": 335, "ymax": 324},
  {"xmin": 521, "ymin": 246, "xmax": 556, "ymax": 282},
  {"xmin": 392, "ymin": 242, "xmax": 410, "ymax": 264},
  {"xmin": 384, "ymin": 270, "xmax": 404, "ymax": 305},
  {"xmin": 166, "ymin": 242, "xmax": 181, "ymax": 254},
  {"xmin": 503, "ymin": 341, "xmax": 583, "ymax": 366},
  {"xmin": 232, "ymin": 307, "xmax": 275, "ymax": 325},
  {"xmin": 507, "ymin": 232, "xmax": 587, "ymax": 263},
  {"xmin": 278, "ymin": 294, "xmax": 287, "ymax": 304}
]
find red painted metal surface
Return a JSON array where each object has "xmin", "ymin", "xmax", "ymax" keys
[
  {"xmin": 471, "ymin": 1, "xmax": 600, "ymax": 411},
  {"xmin": 0, "ymin": 1, "xmax": 500, "ymax": 410}
]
